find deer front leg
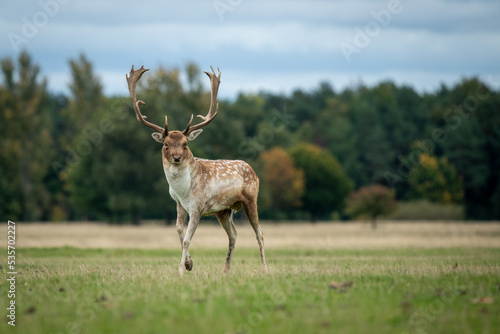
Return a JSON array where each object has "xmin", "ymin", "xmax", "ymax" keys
[
  {"xmin": 175, "ymin": 202, "xmax": 193, "ymax": 271},
  {"xmin": 179, "ymin": 211, "xmax": 201, "ymax": 276}
]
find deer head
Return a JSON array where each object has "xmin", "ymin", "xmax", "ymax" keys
[{"xmin": 126, "ymin": 65, "xmax": 221, "ymax": 165}]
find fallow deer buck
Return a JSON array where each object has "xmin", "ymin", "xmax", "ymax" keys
[{"xmin": 126, "ymin": 65, "xmax": 268, "ymax": 276}]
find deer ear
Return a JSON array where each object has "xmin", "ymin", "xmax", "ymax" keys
[
  {"xmin": 151, "ymin": 132, "xmax": 164, "ymax": 143},
  {"xmin": 186, "ymin": 129, "xmax": 203, "ymax": 141}
]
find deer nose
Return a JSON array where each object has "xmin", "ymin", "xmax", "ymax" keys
[{"xmin": 173, "ymin": 156, "xmax": 181, "ymax": 163}]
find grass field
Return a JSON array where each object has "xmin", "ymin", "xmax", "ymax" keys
[{"xmin": 1, "ymin": 222, "xmax": 499, "ymax": 334}]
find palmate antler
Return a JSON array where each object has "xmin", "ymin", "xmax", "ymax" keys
[
  {"xmin": 182, "ymin": 66, "xmax": 221, "ymax": 136},
  {"xmin": 126, "ymin": 66, "xmax": 167, "ymax": 135},
  {"xmin": 126, "ymin": 65, "xmax": 222, "ymax": 137}
]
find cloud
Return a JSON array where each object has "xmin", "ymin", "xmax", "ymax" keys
[{"xmin": 1, "ymin": 0, "xmax": 499, "ymax": 98}]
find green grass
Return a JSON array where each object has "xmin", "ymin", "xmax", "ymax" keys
[{"xmin": 1, "ymin": 247, "xmax": 499, "ymax": 334}]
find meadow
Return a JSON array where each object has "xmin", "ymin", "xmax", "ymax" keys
[{"xmin": 1, "ymin": 222, "xmax": 499, "ymax": 334}]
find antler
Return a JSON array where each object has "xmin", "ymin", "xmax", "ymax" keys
[
  {"xmin": 126, "ymin": 65, "xmax": 167, "ymax": 136},
  {"xmin": 182, "ymin": 66, "xmax": 221, "ymax": 136}
]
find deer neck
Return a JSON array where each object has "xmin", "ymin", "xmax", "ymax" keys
[{"xmin": 162, "ymin": 155, "xmax": 199, "ymax": 202}]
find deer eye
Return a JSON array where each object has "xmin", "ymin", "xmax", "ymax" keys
[
  {"xmin": 164, "ymin": 142, "xmax": 169, "ymax": 148},
  {"xmin": 183, "ymin": 143, "xmax": 187, "ymax": 149}
]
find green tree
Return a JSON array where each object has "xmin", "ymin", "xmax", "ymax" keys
[
  {"xmin": 439, "ymin": 78, "xmax": 499, "ymax": 218},
  {"xmin": 346, "ymin": 184, "xmax": 396, "ymax": 229},
  {"xmin": 408, "ymin": 153, "xmax": 463, "ymax": 204},
  {"xmin": 289, "ymin": 143, "xmax": 353, "ymax": 220},
  {"xmin": 0, "ymin": 51, "xmax": 54, "ymax": 221},
  {"xmin": 350, "ymin": 100, "xmax": 392, "ymax": 185},
  {"xmin": 66, "ymin": 97, "xmax": 175, "ymax": 223},
  {"xmin": 60, "ymin": 53, "xmax": 104, "ymax": 143},
  {"xmin": 48, "ymin": 54, "xmax": 106, "ymax": 220}
]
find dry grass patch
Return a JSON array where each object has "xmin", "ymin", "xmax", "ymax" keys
[{"xmin": 3, "ymin": 221, "xmax": 499, "ymax": 250}]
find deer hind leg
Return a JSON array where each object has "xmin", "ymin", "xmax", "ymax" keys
[
  {"xmin": 216, "ymin": 209, "xmax": 237, "ymax": 274},
  {"xmin": 243, "ymin": 199, "xmax": 268, "ymax": 273},
  {"xmin": 175, "ymin": 202, "xmax": 193, "ymax": 271}
]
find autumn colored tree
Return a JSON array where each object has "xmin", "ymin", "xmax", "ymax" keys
[
  {"xmin": 408, "ymin": 153, "xmax": 463, "ymax": 204},
  {"xmin": 346, "ymin": 184, "xmax": 396, "ymax": 229},
  {"xmin": 259, "ymin": 147, "xmax": 305, "ymax": 217}
]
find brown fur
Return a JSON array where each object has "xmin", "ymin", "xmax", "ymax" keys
[
  {"xmin": 127, "ymin": 65, "xmax": 267, "ymax": 275},
  {"xmin": 161, "ymin": 131, "xmax": 267, "ymax": 275}
]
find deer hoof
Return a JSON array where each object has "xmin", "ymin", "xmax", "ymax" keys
[{"xmin": 185, "ymin": 259, "xmax": 193, "ymax": 271}]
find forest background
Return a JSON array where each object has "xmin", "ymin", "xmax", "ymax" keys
[{"xmin": 1, "ymin": 52, "xmax": 499, "ymax": 223}]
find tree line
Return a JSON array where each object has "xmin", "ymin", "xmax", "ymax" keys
[{"xmin": 1, "ymin": 51, "xmax": 499, "ymax": 223}]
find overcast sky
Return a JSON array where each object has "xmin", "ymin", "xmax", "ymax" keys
[{"xmin": 1, "ymin": 0, "xmax": 500, "ymax": 99}]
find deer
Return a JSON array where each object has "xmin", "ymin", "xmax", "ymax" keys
[{"xmin": 126, "ymin": 65, "xmax": 268, "ymax": 276}]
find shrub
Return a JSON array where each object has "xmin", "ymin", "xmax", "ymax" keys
[{"xmin": 346, "ymin": 184, "xmax": 396, "ymax": 229}]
